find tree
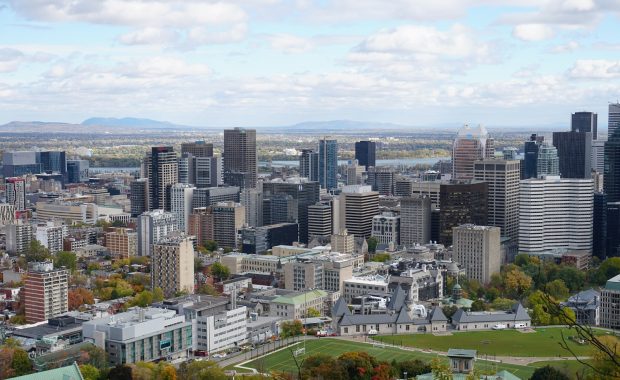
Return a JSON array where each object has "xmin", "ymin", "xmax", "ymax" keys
[
  {"xmin": 530, "ymin": 365, "xmax": 570, "ymax": 380},
  {"xmin": 153, "ymin": 287, "xmax": 164, "ymax": 302},
  {"xmin": 395, "ymin": 359, "xmax": 431, "ymax": 378},
  {"xmin": 80, "ymin": 364, "xmax": 101, "ymax": 380},
  {"xmin": 54, "ymin": 251, "xmax": 77, "ymax": 272},
  {"xmin": 129, "ymin": 290, "xmax": 154, "ymax": 307},
  {"xmin": 302, "ymin": 354, "xmax": 346, "ymax": 380},
  {"xmin": 210, "ymin": 262, "xmax": 230, "ymax": 281},
  {"xmin": 68, "ymin": 288, "xmax": 95, "ymax": 311},
  {"xmin": 544, "ymin": 279, "xmax": 569, "ymax": 301},
  {"xmin": 177, "ymin": 360, "xmax": 227, "ymax": 380},
  {"xmin": 442, "ymin": 305, "xmax": 458, "ymax": 321},
  {"xmin": 108, "ymin": 365, "xmax": 132, "ymax": 380},
  {"xmin": 194, "ymin": 257, "xmax": 205, "ymax": 272},
  {"xmin": 26, "ymin": 240, "xmax": 51, "ymax": 262},
  {"xmin": 11, "ymin": 349, "xmax": 32, "ymax": 376},
  {"xmin": 470, "ymin": 299, "xmax": 486, "ymax": 312},
  {"xmin": 337, "ymin": 351, "xmax": 376, "ymax": 380},
  {"xmin": 430, "ymin": 358, "xmax": 452, "ymax": 380},
  {"xmin": 504, "ymin": 268, "xmax": 533, "ymax": 298},
  {"xmin": 306, "ymin": 307, "xmax": 321, "ymax": 317},
  {"xmin": 367, "ymin": 237, "xmax": 379, "ymax": 254},
  {"xmin": 197, "ymin": 284, "xmax": 220, "ymax": 296},
  {"xmin": 589, "ymin": 335, "xmax": 620, "ymax": 379},
  {"xmin": 593, "ymin": 257, "xmax": 620, "ymax": 285},
  {"xmin": 204, "ymin": 240, "xmax": 218, "ymax": 252},
  {"xmin": 280, "ymin": 320, "xmax": 304, "ymax": 338},
  {"xmin": 371, "ymin": 253, "xmax": 391, "ymax": 263}
]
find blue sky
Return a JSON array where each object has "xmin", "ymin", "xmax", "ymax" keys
[{"xmin": 0, "ymin": 0, "xmax": 619, "ymax": 128}]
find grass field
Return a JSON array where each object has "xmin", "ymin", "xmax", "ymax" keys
[
  {"xmin": 242, "ymin": 338, "xmax": 535, "ymax": 379},
  {"xmin": 530, "ymin": 359, "xmax": 594, "ymax": 378},
  {"xmin": 374, "ymin": 328, "xmax": 601, "ymax": 357}
]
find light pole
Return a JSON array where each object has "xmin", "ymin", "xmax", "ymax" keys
[{"xmin": 404, "ymin": 371, "xmax": 407, "ymax": 380}]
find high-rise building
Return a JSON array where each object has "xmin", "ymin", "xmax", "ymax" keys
[
  {"xmin": 355, "ymin": 140, "xmax": 376, "ymax": 170},
  {"xmin": 593, "ymin": 193, "xmax": 607, "ymax": 260},
  {"xmin": 592, "ymin": 139, "xmax": 606, "ymax": 173},
  {"xmin": 299, "ymin": 149, "xmax": 319, "ymax": 182},
  {"xmin": 519, "ymin": 176, "xmax": 593, "ymax": 254},
  {"xmin": 609, "ymin": 102, "xmax": 620, "ymax": 138},
  {"xmin": 572, "ymin": 111, "xmax": 598, "ymax": 139},
  {"xmin": 192, "ymin": 186, "xmax": 240, "ymax": 209},
  {"xmin": 223, "ymin": 128, "xmax": 257, "ymax": 189},
  {"xmin": 439, "ymin": 180, "xmax": 488, "ymax": 246},
  {"xmin": 604, "ymin": 128, "xmax": 620, "ymax": 203},
  {"xmin": 452, "ymin": 124, "xmax": 494, "ymax": 180},
  {"xmin": 606, "ymin": 202, "xmax": 620, "ymax": 258},
  {"xmin": 194, "ymin": 156, "xmax": 222, "ymax": 188},
  {"xmin": 66, "ymin": 160, "xmax": 90, "ymax": 183},
  {"xmin": 452, "ymin": 225, "xmax": 501, "ymax": 284},
  {"xmin": 130, "ymin": 178, "xmax": 149, "ymax": 217},
  {"xmin": 346, "ymin": 160, "xmax": 364, "ymax": 185},
  {"xmin": 367, "ymin": 166, "xmax": 395, "ymax": 195},
  {"xmin": 146, "ymin": 147, "xmax": 178, "ymax": 211},
  {"xmin": 371, "ymin": 211, "xmax": 400, "ymax": 246},
  {"xmin": 262, "ymin": 178, "xmax": 320, "ymax": 244},
  {"xmin": 537, "ymin": 143, "xmax": 560, "ymax": 177},
  {"xmin": 211, "ymin": 202, "xmax": 245, "ymax": 250},
  {"xmin": 473, "ymin": 159, "xmax": 520, "ymax": 242},
  {"xmin": 137, "ymin": 209, "xmax": 178, "ymax": 256},
  {"xmin": 5, "ymin": 177, "xmax": 26, "ymax": 211},
  {"xmin": 170, "ymin": 183, "xmax": 195, "ymax": 233},
  {"xmin": 6, "ymin": 222, "xmax": 32, "ymax": 255},
  {"xmin": 188, "ymin": 207, "xmax": 214, "ymax": 246},
  {"xmin": 2, "ymin": 151, "xmax": 42, "ymax": 177},
  {"xmin": 25, "ymin": 262, "xmax": 68, "ymax": 323},
  {"xmin": 240, "ymin": 223, "xmax": 299, "ymax": 254},
  {"xmin": 105, "ymin": 227, "xmax": 138, "ymax": 259},
  {"xmin": 318, "ymin": 137, "xmax": 338, "ymax": 190},
  {"xmin": 151, "ymin": 235, "xmax": 195, "ymax": 298},
  {"xmin": 339, "ymin": 185, "xmax": 379, "ymax": 239},
  {"xmin": 39, "ymin": 151, "xmax": 67, "ymax": 180},
  {"xmin": 241, "ymin": 188, "xmax": 263, "ymax": 228},
  {"xmin": 0, "ymin": 204, "xmax": 15, "ymax": 226},
  {"xmin": 331, "ymin": 229, "xmax": 355, "ymax": 255},
  {"xmin": 553, "ymin": 131, "xmax": 592, "ymax": 179},
  {"xmin": 308, "ymin": 202, "xmax": 333, "ymax": 240},
  {"xmin": 523, "ymin": 134, "xmax": 545, "ymax": 179},
  {"xmin": 34, "ymin": 221, "xmax": 66, "ymax": 254},
  {"xmin": 400, "ymin": 196, "xmax": 431, "ymax": 247},
  {"xmin": 600, "ymin": 274, "xmax": 620, "ymax": 329},
  {"xmin": 182, "ymin": 141, "xmax": 214, "ymax": 158}
]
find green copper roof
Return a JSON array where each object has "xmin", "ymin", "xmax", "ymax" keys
[
  {"xmin": 9, "ymin": 362, "xmax": 83, "ymax": 380},
  {"xmin": 605, "ymin": 274, "xmax": 620, "ymax": 291}
]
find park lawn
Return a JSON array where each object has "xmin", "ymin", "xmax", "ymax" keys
[
  {"xmin": 529, "ymin": 359, "xmax": 594, "ymax": 378},
  {"xmin": 242, "ymin": 338, "xmax": 535, "ymax": 379},
  {"xmin": 374, "ymin": 328, "xmax": 601, "ymax": 357}
]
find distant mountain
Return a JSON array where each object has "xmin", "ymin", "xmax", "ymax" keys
[{"xmin": 82, "ymin": 117, "xmax": 185, "ymax": 129}]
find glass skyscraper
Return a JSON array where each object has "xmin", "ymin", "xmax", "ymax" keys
[{"xmin": 318, "ymin": 137, "xmax": 338, "ymax": 190}]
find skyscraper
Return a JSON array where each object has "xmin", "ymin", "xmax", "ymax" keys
[
  {"xmin": 571, "ymin": 111, "xmax": 598, "ymax": 139},
  {"xmin": 473, "ymin": 159, "xmax": 520, "ymax": 242},
  {"xmin": 25, "ymin": 262, "xmax": 68, "ymax": 323},
  {"xmin": 439, "ymin": 180, "xmax": 488, "ymax": 246},
  {"xmin": 170, "ymin": 183, "xmax": 195, "ymax": 233},
  {"xmin": 151, "ymin": 235, "xmax": 195, "ymax": 298},
  {"xmin": 592, "ymin": 139, "xmax": 606, "ymax": 173},
  {"xmin": 355, "ymin": 140, "xmax": 376, "ymax": 170},
  {"xmin": 452, "ymin": 124, "xmax": 494, "ymax": 180},
  {"xmin": 5, "ymin": 177, "xmax": 26, "ymax": 211},
  {"xmin": 400, "ymin": 196, "xmax": 431, "ymax": 247},
  {"xmin": 39, "ymin": 151, "xmax": 67, "ymax": 182},
  {"xmin": 130, "ymin": 178, "xmax": 149, "ymax": 217},
  {"xmin": 453, "ymin": 225, "xmax": 501, "ymax": 284},
  {"xmin": 537, "ymin": 143, "xmax": 560, "ymax": 177},
  {"xmin": 606, "ymin": 202, "xmax": 620, "ymax": 257},
  {"xmin": 147, "ymin": 147, "xmax": 178, "ymax": 210},
  {"xmin": 553, "ymin": 131, "xmax": 592, "ymax": 179},
  {"xmin": 66, "ymin": 159, "xmax": 90, "ymax": 183},
  {"xmin": 181, "ymin": 141, "xmax": 214, "ymax": 158},
  {"xmin": 604, "ymin": 129, "xmax": 620, "ymax": 203},
  {"xmin": 366, "ymin": 166, "xmax": 395, "ymax": 195},
  {"xmin": 338, "ymin": 185, "xmax": 379, "ymax": 239},
  {"xmin": 223, "ymin": 128, "xmax": 257, "ymax": 189},
  {"xmin": 308, "ymin": 202, "xmax": 333, "ymax": 240},
  {"xmin": 318, "ymin": 137, "xmax": 338, "ymax": 190},
  {"xmin": 2, "ymin": 151, "xmax": 42, "ymax": 177},
  {"xmin": 211, "ymin": 202, "xmax": 245, "ymax": 249},
  {"xmin": 593, "ymin": 192, "xmax": 607, "ymax": 260},
  {"xmin": 519, "ymin": 176, "xmax": 593, "ymax": 254},
  {"xmin": 241, "ymin": 188, "xmax": 263, "ymax": 228},
  {"xmin": 523, "ymin": 134, "xmax": 545, "ymax": 179},
  {"xmin": 137, "ymin": 209, "xmax": 177, "ymax": 256},
  {"xmin": 609, "ymin": 102, "xmax": 620, "ymax": 138},
  {"xmin": 299, "ymin": 149, "xmax": 319, "ymax": 181}
]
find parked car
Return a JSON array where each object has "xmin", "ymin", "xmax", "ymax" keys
[{"xmin": 492, "ymin": 324, "xmax": 507, "ymax": 330}]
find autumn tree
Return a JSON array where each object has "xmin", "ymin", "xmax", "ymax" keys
[
  {"xmin": 210, "ymin": 262, "xmax": 230, "ymax": 281},
  {"xmin": 544, "ymin": 279, "xmax": 569, "ymax": 301},
  {"xmin": 280, "ymin": 320, "xmax": 304, "ymax": 338},
  {"xmin": 68, "ymin": 288, "xmax": 95, "ymax": 311},
  {"xmin": 337, "ymin": 351, "xmax": 377, "ymax": 380},
  {"xmin": 79, "ymin": 364, "xmax": 101, "ymax": 380},
  {"xmin": 504, "ymin": 267, "xmax": 532, "ymax": 299},
  {"xmin": 430, "ymin": 358, "xmax": 452, "ymax": 380},
  {"xmin": 306, "ymin": 307, "xmax": 321, "ymax": 317},
  {"xmin": 177, "ymin": 360, "xmax": 226, "ymax": 380},
  {"xmin": 302, "ymin": 354, "xmax": 346, "ymax": 380}
]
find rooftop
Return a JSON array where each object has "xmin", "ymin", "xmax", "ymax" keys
[
  {"xmin": 271, "ymin": 289, "xmax": 328, "ymax": 305},
  {"xmin": 605, "ymin": 274, "xmax": 620, "ymax": 291}
]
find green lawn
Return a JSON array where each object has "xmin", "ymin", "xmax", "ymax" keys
[
  {"xmin": 242, "ymin": 338, "xmax": 535, "ymax": 379},
  {"xmin": 374, "ymin": 328, "xmax": 599, "ymax": 357},
  {"xmin": 530, "ymin": 359, "xmax": 594, "ymax": 379}
]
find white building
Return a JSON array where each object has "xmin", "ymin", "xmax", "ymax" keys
[
  {"xmin": 35, "ymin": 221, "xmax": 67, "ymax": 254},
  {"xmin": 170, "ymin": 183, "xmax": 195, "ymax": 233},
  {"xmin": 371, "ymin": 212, "xmax": 400, "ymax": 246},
  {"xmin": 452, "ymin": 224, "xmax": 501, "ymax": 285},
  {"xmin": 519, "ymin": 176, "xmax": 593, "ymax": 254},
  {"xmin": 137, "ymin": 209, "xmax": 177, "ymax": 256},
  {"xmin": 592, "ymin": 139, "xmax": 606, "ymax": 173},
  {"xmin": 6, "ymin": 222, "xmax": 32, "ymax": 254},
  {"xmin": 343, "ymin": 275, "xmax": 389, "ymax": 302},
  {"xmin": 241, "ymin": 188, "xmax": 263, "ymax": 228}
]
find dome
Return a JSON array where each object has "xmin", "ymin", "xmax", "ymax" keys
[
  {"xmin": 453, "ymin": 283, "xmax": 462, "ymax": 290},
  {"xmin": 448, "ymin": 262, "xmax": 459, "ymax": 272},
  {"xmin": 457, "ymin": 124, "xmax": 488, "ymax": 139}
]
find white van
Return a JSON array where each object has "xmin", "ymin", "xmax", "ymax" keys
[
  {"xmin": 514, "ymin": 323, "xmax": 527, "ymax": 329},
  {"xmin": 367, "ymin": 329, "xmax": 378, "ymax": 336},
  {"xmin": 492, "ymin": 324, "xmax": 507, "ymax": 330}
]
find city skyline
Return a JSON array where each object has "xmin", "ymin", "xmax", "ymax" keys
[{"xmin": 0, "ymin": 1, "xmax": 619, "ymax": 127}]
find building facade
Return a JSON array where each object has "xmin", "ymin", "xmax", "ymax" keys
[
  {"xmin": 452, "ymin": 225, "xmax": 501, "ymax": 284},
  {"xmin": 137, "ymin": 210, "xmax": 178, "ymax": 256},
  {"xmin": 25, "ymin": 262, "xmax": 69, "ymax": 323},
  {"xmin": 151, "ymin": 236, "xmax": 195, "ymax": 297},
  {"xmin": 400, "ymin": 196, "xmax": 431, "ymax": 247},
  {"xmin": 452, "ymin": 124, "xmax": 494, "ymax": 180},
  {"xmin": 318, "ymin": 137, "xmax": 338, "ymax": 190},
  {"xmin": 223, "ymin": 128, "xmax": 257, "ymax": 189},
  {"xmin": 553, "ymin": 131, "xmax": 592, "ymax": 179},
  {"xmin": 355, "ymin": 140, "xmax": 376, "ymax": 170},
  {"xmin": 439, "ymin": 181, "xmax": 488, "ymax": 246}
]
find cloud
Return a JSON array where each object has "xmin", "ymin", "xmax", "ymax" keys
[
  {"xmin": 512, "ymin": 24, "xmax": 555, "ymax": 41},
  {"xmin": 0, "ymin": 48, "xmax": 25, "ymax": 72},
  {"xmin": 269, "ymin": 34, "xmax": 315, "ymax": 54},
  {"xmin": 550, "ymin": 40, "xmax": 580, "ymax": 53},
  {"xmin": 569, "ymin": 59, "xmax": 620, "ymax": 79},
  {"xmin": 118, "ymin": 28, "xmax": 178, "ymax": 46}
]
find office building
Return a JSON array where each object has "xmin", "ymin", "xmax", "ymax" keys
[
  {"xmin": 473, "ymin": 159, "xmax": 520, "ymax": 242},
  {"xmin": 400, "ymin": 196, "xmax": 431, "ymax": 247},
  {"xmin": 223, "ymin": 128, "xmax": 257, "ymax": 189},
  {"xmin": 170, "ymin": 183, "xmax": 195, "ymax": 233},
  {"xmin": 553, "ymin": 131, "xmax": 592, "ymax": 179},
  {"xmin": 371, "ymin": 211, "xmax": 400, "ymax": 246},
  {"xmin": 284, "ymin": 260, "xmax": 323, "ymax": 291},
  {"xmin": 211, "ymin": 202, "xmax": 245, "ymax": 250},
  {"xmin": 571, "ymin": 111, "xmax": 597, "ymax": 139},
  {"xmin": 241, "ymin": 188, "xmax": 263, "ymax": 228},
  {"xmin": 2, "ymin": 151, "xmax": 42, "ymax": 177},
  {"xmin": 151, "ymin": 235, "xmax": 195, "ymax": 297},
  {"xmin": 519, "ymin": 176, "xmax": 593, "ymax": 254},
  {"xmin": 537, "ymin": 143, "xmax": 560, "ymax": 177},
  {"xmin": 409, "ymin": 180, "xmax": 441, "ymax": 206},
  {"xmin": 270, "ymin": 289, "xmax": 329, "ymax": 319},
  {"xmin": 438, "ymin": 180, "xmax": 488, "ymax": 246},
  {"xmin": 339, "ymin": 185, "xmax": 379, "ymax": 239},
  {"xmin": 194, "ymin": 156, "xmax": 222, "ymax": 187},
  {"xmin": 82, "ymin": 307, "xmax": 193, "ymax": 365},
  {"xmin": 523, "ymin": 134, "xmax": 545, "ymax": 179},
  {"xmin": 35, "ymin": 221, "xmax": 66, "ymax": 254},
  {"xmin": 355, "ymin": 140, "xmax": 376, "ymax": 170},
  {"xmin": 188, "ymin": 207, "xmax": 214, "ymax": 246},
  {"xmin": 452, "ymin": 124, "xmax": 494, "ymax": 180},
  {"xmin": 367, "ymin": 166, "xmax": 395, "ymax": 195},
  {"xmin": 137, "ymin": 209, "xmax": 178, "ymax": 256},
  {"xmin": 502, "ymin": 147, "xmax": 519, "ymax": 160},
  {"xmin": 241, "ymin": 223, "xmax": 299, "ymax": 254},
  {"xmin": 606, "ymin": 202, "xmax": 620, "ymax": 258},
  {"xmin": 262, "ymin": 178, "xmax": 320, "ymax": 244},
  {"xmin": 605, "ymin": 128, "xmax": 620, "ymax": 203},
  {"xmin": 308, "ymin": 202, "xmax": 332, "ymax": 240},
  {"xmin": 182, "ymin": 141, "xmax": 214, "ymax": 158},
  {"xmin": 601, "ymin": 274, "xmax": 620, "ymax": 329},
  {"xmin": 130, "ymin": 178, "xmax": 150, "ymax": 217},
  {"xmin": 299, "ymin": 149, "xmax": 319, "ymax": 182},
  {"xmin": 318, "ymin": 137, "xmax": 338, "ymax": 190},
  {"xmin": 66, "ymin": 160, "xmax": 90, "ymax": 183},
  {"xmin": 263, "ymin": 193, "xmax": 296, "ymax": 225},
  {"xmin": 35, "ymin": 201, "xmax": 98, "ymax": 224},
  {"xmin": 191, "ymin": 186, "xmax": 240, "ymax": 209},
  {"xmin": 609, "ymin": 102, "xmax": 620, "ymax": 138},
  {"xmin": 6, "ymin": 222, "xmax": 32, "ymax": 254},
  {"xmin": 346, "ymin": 160, "xmax": 364, "ymax": 185},
  {"xmin": 331, "ymin": 228, "xmax": 355, "ymax": 255},
  {"xmin": 39, "ymin": 151, "xmax": 67, "ymax": 180},
  {"xmin": 146, "ymin": 146, "xmax": 178, "ymax": 211},
  {"xmin": 593, "ymin": 193, "xmax": 607, "ymax": 260},
  {"xmin": 5, "ymin": 177, "xmax": 26, "ymax": 211},
  {"xmin": 105, "ymin": 227, "xmax": 138, "ymax": 259},
  {"xmin": 453, "ymin": 225, "xmax": 501, "ymax": 284},
  {"xmin": 592, "ymin": 139, "xmax": 606, "ymax": 173},
  {"xmin": 25, "ymin": 262, "xmax": 68, "ymax": 323}
]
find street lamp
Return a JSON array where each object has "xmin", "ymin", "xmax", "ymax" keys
[{"xmin": 403, "ymin": 371, "xmax": 407, "ymax": 380}]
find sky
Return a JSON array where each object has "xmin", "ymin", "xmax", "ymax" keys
[{"xmin": 0, "ymin": 0, "xmax": 619, "ymax": 128}]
